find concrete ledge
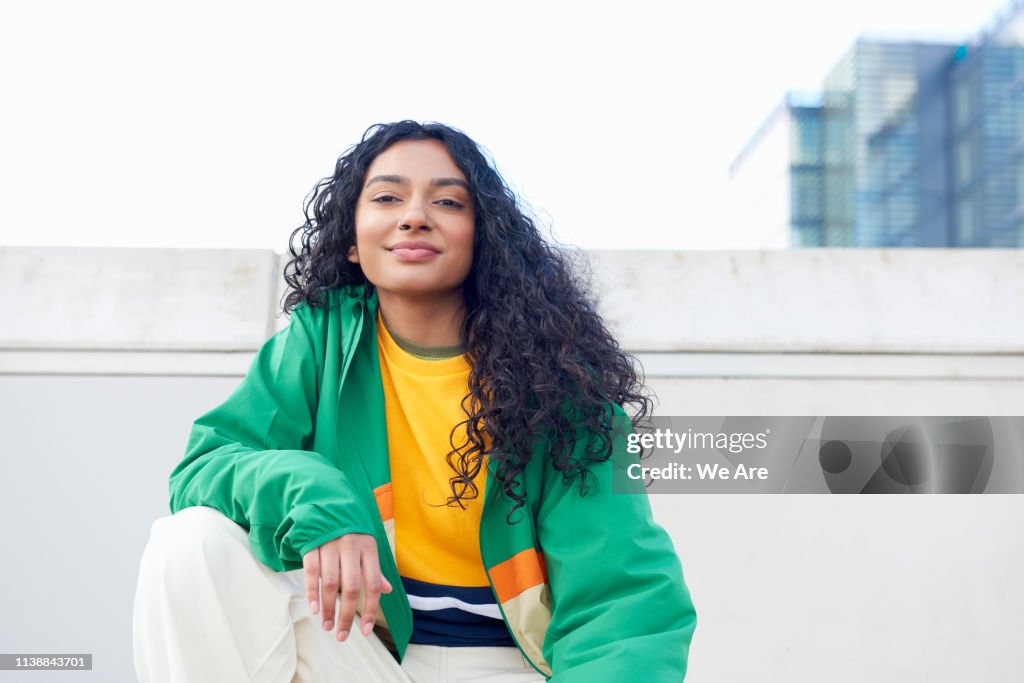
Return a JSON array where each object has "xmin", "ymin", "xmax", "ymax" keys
[
  {"xmin": 4, "ymin": 350, "xmax": 1023, "ymax": 381},
  {"xmin": 3, "ymin": 246, "xmax": 1022, "ymax": 361},
  {"xmin": 0, "ymin": 247, "xmax": 279, "ymax": 351},
  {"xmin": 0, "ymin": 350, "xmax": 255, "ymax": 376},
  {"xmin": 590, "ymin": 249, "xmax": 1024, "ymax": 353},
  {"xmin": 634, "ymin": 351, "xmax": 1024, "ymax": 380},
  {"xmin": 647, "ymin": 377, "xmax": 1024, "ymax": 415}
]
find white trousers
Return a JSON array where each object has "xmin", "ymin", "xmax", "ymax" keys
[{"xmin": 132, "ymin": 506, "xmax": 546, "ymax": 683}]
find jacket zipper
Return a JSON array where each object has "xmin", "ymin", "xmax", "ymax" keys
[{"xmin": 479, "ymin": 503, "xmax": 548, "ymax": 678}]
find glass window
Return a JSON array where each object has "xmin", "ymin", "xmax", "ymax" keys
[
  {"xmin": 791, "ymin": 112, "xmax": 823, "ymax": 166},
  {"xmin": 956, "ymin": 138, "xmax": 974, "ymax": 187},
  {"xmin": 791, "ymin": 170, "xmax": 823, "ymax": 222},
  {"xmin": 957, "ymin": 196, "xmax": 975, "ymax": 244},
  {"xmin": 954, "ymin": 79, "xmax": 971, "ymax": 128}
]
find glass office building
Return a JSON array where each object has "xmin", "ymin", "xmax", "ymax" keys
[
  {"xmin": 949, "ymin": 9, "xmax": 1024, "ymax": 246},
  {"xmin": 730, "ymin": 3, "xmax": 1024, "ymax": 247}
]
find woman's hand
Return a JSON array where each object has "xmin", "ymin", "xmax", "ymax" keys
[{"xmin": 303, "ymin": 533, "xmax": 393, "ymax": 641}]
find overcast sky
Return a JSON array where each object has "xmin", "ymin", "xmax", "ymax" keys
[{"xmin": 0, "ymin": 0, "xmax": 1014, "ymax": 252}]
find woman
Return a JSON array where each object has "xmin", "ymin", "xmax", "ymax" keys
[{"xmin": 133, "ymin": 121, "xmax": 696, "ymax": 682}]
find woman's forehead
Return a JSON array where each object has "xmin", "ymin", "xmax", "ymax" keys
[{"xmin": 366, "ymin": 139, "xmax": 465, "ymax": 180}]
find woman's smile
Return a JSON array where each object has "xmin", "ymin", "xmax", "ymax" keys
[{"xmin": 387, "ymin": 240, "xmax": 443, "ymax": 261}]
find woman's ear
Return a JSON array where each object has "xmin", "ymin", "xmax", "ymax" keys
[{"xmin": 346, "ymin": 245, "xmax": 359, "ymax": 264}]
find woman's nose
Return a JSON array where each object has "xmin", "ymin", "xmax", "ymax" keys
[{"xmin": 398, "ymin": 198, "xmax": 431, "ymax": 231}]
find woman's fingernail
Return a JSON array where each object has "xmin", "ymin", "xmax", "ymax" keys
[
  {"xmin": 362, "ymin": 621, "xmax": 373, "ymax": 636},
  {"xmin": 323, "ymin": 620, "xmax": 333, "ymax": 630},
  {"xmin": 310, "ymin": 600, "xmax": 318, "ymax": 614},
  {"xmin": 338, "ymin": 630, "xmax": 349, "ymax": 641}
]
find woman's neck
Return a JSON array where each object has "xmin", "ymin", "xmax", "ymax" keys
[{"xmin": 375, "ymin": 289, "xmax": 466, "ymax": 347}]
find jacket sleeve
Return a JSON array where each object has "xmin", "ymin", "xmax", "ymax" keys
[
  {"xmin": 168, "ymin": 302, "xmax": 377, "ymax": 572},
  {"xmin": 538, "ymin": 410, "xmax": 697, "ymax": 682}
]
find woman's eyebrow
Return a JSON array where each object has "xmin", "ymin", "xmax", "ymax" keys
[
  {"xmin": 364, "ymin": 175, "xmax": 469, "ymax": 190},
  {"xmin": 430, "ymin": 178, "xmax": 469, "ymax": 190},
  {"xmin": 365, "ymin": 174, "xmax": 406, "ymax": 187}
]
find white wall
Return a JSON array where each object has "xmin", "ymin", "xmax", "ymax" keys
[{"xmin": 1, "ymin": 246, "xmax": 1021, "ymax": 682}]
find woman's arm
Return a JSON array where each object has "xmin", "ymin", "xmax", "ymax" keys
[
  {"xmin": 538, "ymin": 411, "xmax": 697, "ymax": 682},
  {"xmin": 169, "ymin": 303, "xmax": 377, "ymax": 573}
]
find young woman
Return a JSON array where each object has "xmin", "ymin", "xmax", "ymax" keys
[{"xmin": 133, "ymin": 121, "xmax": 696, "ymax": 682}]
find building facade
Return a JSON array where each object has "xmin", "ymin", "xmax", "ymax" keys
[{"xmin": 730, "ymin": 2, "xmax": 1024, "ymax": 247}]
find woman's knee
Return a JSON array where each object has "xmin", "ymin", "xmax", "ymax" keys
[{"xmin": 142, "ymin": 506, "xmax": 253, "ymax": 579}]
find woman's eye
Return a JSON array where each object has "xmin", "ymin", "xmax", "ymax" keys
[
  {"xmin": 371, "ymin": 195, "xmax": 399, "ymax": 204},
  {"xmin": 437, "ymin": 198, "xmax": 465, "ymax": 208}
]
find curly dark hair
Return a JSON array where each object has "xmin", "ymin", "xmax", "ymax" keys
[{"xmin": 282, "ymin": 120, "xmax": 652, "ymax": 519}]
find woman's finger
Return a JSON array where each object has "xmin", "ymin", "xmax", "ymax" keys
[
  {"xmin": 358, "ymin": 547, "xmax": 384, "ymax": 636},
  {"xmin": 319, "ymin": 543, "xmax": 341, "ymax": 632},
  {"xmin": 301, "ymin": 548, "xmax": 321, "ymax": 616},
  {"xmin": 335, "ymin": 538, "xmax": 362, "ymax": 641}
]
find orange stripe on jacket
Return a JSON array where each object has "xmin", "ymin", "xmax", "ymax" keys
[
  {"xmin": 489, "ymin": 548, "xmax": 547, "ymax": 603},
  {"xmin": 374, "ymin": 482, "xmax": 393, "ymax": 521}
]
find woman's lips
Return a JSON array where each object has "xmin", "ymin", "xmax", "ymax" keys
[
  {"xmin": 387, "ymin": 242, "xmax": 441, "ymax": 262},
  {"xmin": 390, "ymin": 247, "xmax": 440, "ymax": 261}
]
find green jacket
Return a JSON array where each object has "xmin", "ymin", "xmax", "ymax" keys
[{"xmin": 170, "ymin": 285, "xmax": 696, "ymax": 681}]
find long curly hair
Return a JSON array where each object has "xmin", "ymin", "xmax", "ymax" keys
[{"xmin": 282, "ymin": 121, "xmax": 652, "ymax": 519}]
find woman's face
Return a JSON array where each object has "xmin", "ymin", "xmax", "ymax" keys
[{"xmin": 349, "ymin": 138, "xmax": 475, "ymax": 302}]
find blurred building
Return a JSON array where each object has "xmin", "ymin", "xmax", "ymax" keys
[{"xmin": 730, "ymin": 1, "xmax": 1024, "ymax": 247}]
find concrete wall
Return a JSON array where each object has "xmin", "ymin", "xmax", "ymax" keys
[{"xmin": 1, "ymin": 246, "xmax": 1021, "ymax": 682}]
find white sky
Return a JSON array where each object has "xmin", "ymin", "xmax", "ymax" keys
[{"xmin": 0, "ymin": 0, "xmax": 1014, "ymax": 252}]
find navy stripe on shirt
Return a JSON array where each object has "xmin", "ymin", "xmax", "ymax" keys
[{"xmin": 401, "ymin": 576, "xmax": 517, "ymax": 647}]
